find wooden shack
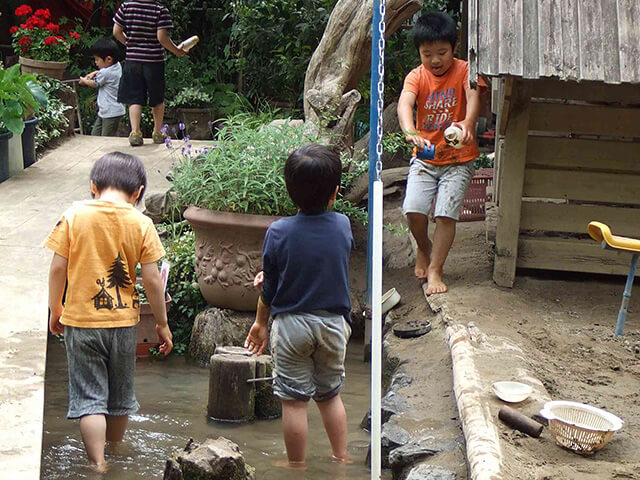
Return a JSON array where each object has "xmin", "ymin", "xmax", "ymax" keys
[{"xmin": 468, "ymin": 0, "xmax": 640, "ymax": 287}]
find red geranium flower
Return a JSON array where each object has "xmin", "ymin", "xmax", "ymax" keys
[
  {"xmin": 9, "ymin": 26, "xmax": 18, "ymax": 35},
  {"xmin": 68, "ymin": 31, "xmax": 81, "ymax": 40},
  {"xmin": 18, "ymin": 36, "xmax": 32, "ymax": 46},
  {"xmin": 44, "ymin": 36, "xmax": 59, "ymax": 46},
  {"xmin": 45, "ymin": 23, "xmax": 59, "ymax": 33},
  {"xmin": 34, "ymin": 8, "xmax": 51, "ymax": 19},
  {"xmin": 26, "ymin": 16, "xmax": 47, "ymax": 28},
  {"xmin": 19, "ymin": 23, "xmax": 32, "ymax": 30},
  {"xmin": 15, "ymin": 5, "xmax": 33, "ymax": 17}
]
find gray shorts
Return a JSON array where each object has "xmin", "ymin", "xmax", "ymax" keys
[
  {"xmin": 402, "ymin": 158, "xmax": 475, "ymax": 221},
  {"xmin": 64, "ymin": 326, "xmax": 139, "ymax": 419},
  {"xmin": 270, "ymin": 311, "xmax": 352, "ymax": 402}
]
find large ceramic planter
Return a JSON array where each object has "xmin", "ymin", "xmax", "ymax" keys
[
  {"xmin": 0, "ymin": 132, "xmax": 13, "ymax": 184},
  {"xmin": 184, "ymin": 206, "xmax": 280, "ymax": 311},
  {"xmin": 22, "ymin": 117, "xmax": 39, "ymax": 168},
  {"xmin": 177, "ymin": 107, "xmax": 215, "ymax": 140},
  {"xmin": 136, "ymin": 292, "xmax": 172, "ymax": 358},
  {"xmin": 19, "ymin": 57, "xmax": 67, "ymax": 79}
]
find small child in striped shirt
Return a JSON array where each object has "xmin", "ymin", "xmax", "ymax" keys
[{"xmin": 113, "ymin": 0, "xmax": 186, "ymax": 147}]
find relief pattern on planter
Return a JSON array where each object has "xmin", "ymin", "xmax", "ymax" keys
[{"xmin": 195, "ymin": 240, "xmax": 261, "ymax": 289}]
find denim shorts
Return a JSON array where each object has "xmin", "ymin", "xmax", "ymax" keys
[
  {"xmin": 270, "ymin": 311, "xmax": 351, "ymax": 402},
  {"xmin": 402, "ymin": 158, "xmax": 475, "ymax": 221},
  {"xmin": 64, "ymin": 326, "xmax": 139, "ymax": 419}
]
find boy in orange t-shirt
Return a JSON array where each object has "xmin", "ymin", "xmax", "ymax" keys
[
  {"xmin": 398, "ymin": 11, "xmax": 486, "ymax": 295},
  {"xmin": 45, "ymin": 152, "xmax": 172, "ymax": 472}
]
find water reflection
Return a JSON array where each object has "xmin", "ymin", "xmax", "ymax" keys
[{"xmin": 41, "ymin": 338, "xmax": 373, "ymax": 479}]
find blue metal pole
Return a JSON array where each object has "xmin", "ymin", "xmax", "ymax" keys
[
  {"xmin": 366, "ymin": 0, "xmax": 383, "ymax": 305},
  {"xmin": 615, "ymin": 254, "xmax": 638, "ymax": 336}
]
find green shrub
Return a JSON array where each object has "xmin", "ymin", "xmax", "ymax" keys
[
  {"xmin": 33, "ymin": 76, "xmax": 71, "ymax": 150},
  {"xmin": 171, "ymin": 115, "xmax": 366, "ymax": 221},
  {"xmin": 168, "ymin": 86, "xmax": 214, "ymax": 109}
]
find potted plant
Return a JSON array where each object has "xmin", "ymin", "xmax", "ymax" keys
[
  {"xmin": 134, "ymin": 281, "xmax": 172, "ymax": 358},
  {"xmin": 0, "ymin": 64, "xmax": 42, "ymax": 181},
  {"xmin": 10, "ymin": 5, "xmax": 81, "ymax": 79},
  {"xmin": 168, "ymin": 86, "xmax": 215, "ymax": 140},
  {"xmin": 171, "ymin": 116, "xmax": 365, "ymax": 311}
]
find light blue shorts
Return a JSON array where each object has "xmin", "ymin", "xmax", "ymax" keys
[
  {"xmin": 270, "ymin": 311, "xmax": 351, "ymax": 402},
  {"xmin": 402, "ymin": 158, "xmax": 475, "ymax": 221}
]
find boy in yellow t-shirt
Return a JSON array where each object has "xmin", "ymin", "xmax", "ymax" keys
[{"xmin": 45, "ymin": 152, "xmax": 172, "ymax": 472}]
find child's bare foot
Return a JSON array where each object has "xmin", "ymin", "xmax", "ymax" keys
[
  {"xmin": 414, "ymin": 248, "xmax": 429, "ymax": 279},
  {"xmin": 425, "ymin": 267, "xmax": 447, "ymax": 295},
  {"xmin": 272, "ymin": 459, "xmax": 307, "ymax": 470},
  {"xmin": 89, "ymin": 461, "xmax": 109, "ymax": 474},
  {"xmin": 332, "ymin": 454, "xmax": 354, "ymax": 464}
]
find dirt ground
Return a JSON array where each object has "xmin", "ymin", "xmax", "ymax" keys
[
  {"xmin": 426, "ymin": 220, "xmax": 640, "ymax": 479},
  {"xmin": 350, "ymin": 189, "xmax": 640, "ymax": 479}
]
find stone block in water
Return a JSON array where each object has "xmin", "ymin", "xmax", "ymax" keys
[{"xmin": 163, "ymin": 437, "xmax": 254, "ymax": 480}]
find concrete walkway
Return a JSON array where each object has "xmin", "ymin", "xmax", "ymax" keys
[{"xmin": 0, "ymin": 135, "xmax": 189, "ymax": 478}]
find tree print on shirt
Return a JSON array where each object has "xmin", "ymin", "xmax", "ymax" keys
[{"xmin": 106, "ymin": 253, "xmax": 132, "ymax": 309}]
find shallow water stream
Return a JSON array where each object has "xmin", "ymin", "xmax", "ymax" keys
[{"xmin": 41, "ymin": 337, "xmax": 372, "ymax": 479}]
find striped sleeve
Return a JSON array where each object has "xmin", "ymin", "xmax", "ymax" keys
[
  {"xmin": 157, "ymin": 5, "xmax": 173, "ymax": 30},
  {"xmin": 113, "ymin": 2, "xmax": 126, "ymax": 27}
]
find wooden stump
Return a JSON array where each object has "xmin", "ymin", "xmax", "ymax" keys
[
  {"xmin": 208, "ymin": 354, "xmax": 256, "ymax": 422},
  {"xmin": 254, "ymin": 355, "xmax": 281, "ymax": 420}
]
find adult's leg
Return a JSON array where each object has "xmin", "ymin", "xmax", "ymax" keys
[
  {"xmin": 316, "ymin": 394, "xmax": 350, "ymax": 462},
  {"xmin": 281, "ymin": 400, "xmax": 309, "ymax": 464},
  {"xmin": 406, "ymin": 213, "xmax": 431, "ymax": 279},
  {"xmin": 151, "ymin": 102, "xmax": 165, "ymax": 134},
  {"xmin": 426, "ymin": 216, "xmax": 456, "ymax": 295},
  {"xmin": 79, "ymin": 414, "xmax": 107, "ymax": 468}
]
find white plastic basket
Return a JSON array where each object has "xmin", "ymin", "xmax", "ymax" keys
[{"xmin": 540, "ymin": 401, "xmax": 623, "ymax": 455}]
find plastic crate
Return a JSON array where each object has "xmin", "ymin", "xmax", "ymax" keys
[{"xmin": 430, "ymin": 168, "xmax": 494, "ymax": 222}]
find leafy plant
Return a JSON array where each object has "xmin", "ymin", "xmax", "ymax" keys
[
  {"xmin": 0, "ymin": 65, "xmax": 41, "ymax": 135},
  {"xmin": 171, "ymin": 115, "xmax": 365, "ymax": 220},
  {"xmin": 168, "ymin": 86, "xmax": 214, "ymax": 109},
  {"xmin": 33, "ymin": 75, "xmax": 71, "ymax": 150},
  {"xmin": 474, "ymin": 152, "xmax": 494, "ymax": 169}
]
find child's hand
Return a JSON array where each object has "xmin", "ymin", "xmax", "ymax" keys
[
  {"xmin": 156, "ymin": 324, "xmax": 173, "ymax": 356},
  {"xmin": 405, "ymin": 133, "xmax": 429, "ymax": 150},
  {"xmin": 78, "ymin": 76, "xmax": 87, "ymax": 86},
  {"xmin": 49, "ymin": 305, "xmax": 64, "ymax": 335},
  {"xmin": 451, "ymin": 121, "xmax": 475, "ymax": 146},
  {"xmin": 87, "ymin": 71, "xmax": 98, "ymax": 79},
  {"xmin": 244, "ymin": 322, "xmax": 268, "ymax": 356},
  {"xmin": 253, "ymin": 271, "xmax": 264, "ymax": 288}
]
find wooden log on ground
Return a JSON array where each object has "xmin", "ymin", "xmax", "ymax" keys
[
  {"xmin": 498, "ymin": 406, "xmax": 543, "ymax": 438},
  {"xmin": 208, "ymin": 354, "xmax": 256, "ymax": 422},
  {"xmin": 446, "ymin": 323, "xmax": 503, "ymax": 479},
  {"xmin": 345, "ymin": 166, "xmax": 409, "ymax": 205}
]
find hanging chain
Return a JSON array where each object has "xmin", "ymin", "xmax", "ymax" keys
[{"xmin": 375, "ymin": 0, "xmax": 386, "ymax": 180}]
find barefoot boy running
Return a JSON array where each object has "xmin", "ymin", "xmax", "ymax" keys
[
  {"xmin": 398, "ymin": 12, "xmax": 485, "ymax": 295},
  {"xmin": 245, "ymin": 144, "xmax": 353, "ymax": 468},
  {"xmin": 46, "ymin": 152, "xmax": 172, "ymax": 471}
]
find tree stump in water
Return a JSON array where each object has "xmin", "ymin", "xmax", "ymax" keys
[
  {"xmin": 254, "ymin": 355, "xmax": 281, "ymax": 420},
  {"xmin": 208, "ymin": 354, "xmax": 257, "ymax": 422}
]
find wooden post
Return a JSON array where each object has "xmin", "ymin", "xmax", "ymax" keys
[
  {"xmin": 493, "ymin": 79, "xmax": 532, "ymax": 288},
  {"xmin": 208, "ymin": 354, "xmax": 256, "ymax": 422},
  {"xmin": 254, "ymin": 355, "xmax": 281, "ymax": 419}
]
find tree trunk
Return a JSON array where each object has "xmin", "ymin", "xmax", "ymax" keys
[
  {"xmin": 304, "ymin": 0, "xmax": 423, "ymax": 147},
  {"xmin": 208, "ymin": 354, "xmax": 256, "ymax": 422}
]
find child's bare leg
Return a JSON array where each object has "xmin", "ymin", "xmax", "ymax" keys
[
  {"xmin": 426, "ymin": 216, "xmax": 456, "ymax": 295},
  {"xmin": 106, "ymin": 415, "xmax": 128, "ymax": 442},
  {"xmin": 79, "ymin": 414, "xmax": 107, "ymax": 469},
  {"xmin": 281, "ymin": 399, "xmax": 308, "ymax": 465},
  {"xmin": 129, "ymin": 104, "xmax": 143, "ymax": 134},
  {"xmin": 406, "ymin": 213, "xmax": 431, "ymax": 279},
  {"xmin": 151, "ymin": 102, "xmax": 165, "ymax": 134},
  {"xmin": 316, "ymin": 394, "xmax": 351, "ymax": 462}
]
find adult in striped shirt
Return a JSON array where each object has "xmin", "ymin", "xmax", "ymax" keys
[{"xmin": 113, "ymin": 0, "xmax": 186, "ymax": 146}]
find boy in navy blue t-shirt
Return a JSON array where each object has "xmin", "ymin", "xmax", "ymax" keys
[{"xmin": 245, "ymin": 144, "xmax": 353, "ymax": 468}]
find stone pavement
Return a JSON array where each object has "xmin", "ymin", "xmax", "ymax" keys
[{"xmin": 0, "ymin": 135, "xmax": 193, "ymax": 478}]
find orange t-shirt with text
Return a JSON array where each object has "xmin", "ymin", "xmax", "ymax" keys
[
  {"xmin": 44, "ymin": 200, "xmax": 165, "ymax": 328},
  {"xmin": 402, "ymin": 58, "xmax": 486, "ymax": 165}
]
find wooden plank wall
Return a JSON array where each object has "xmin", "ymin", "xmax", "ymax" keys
[{"xmin": 513, "ymin": 80, "xmax": 640, "ymax": 276}]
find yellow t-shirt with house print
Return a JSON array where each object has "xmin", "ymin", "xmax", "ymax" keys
[{"xmin": 45, "ymin": 200, "xmax": 165, "ymax": 328}]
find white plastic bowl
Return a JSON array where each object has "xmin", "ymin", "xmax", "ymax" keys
[
  {"xmin": 492, "ymin": 381, "xmax": 533, "ymax": 403},
  {"xmin": 381, "ymin": 288, "xmax": 401, "ymax": 314}
]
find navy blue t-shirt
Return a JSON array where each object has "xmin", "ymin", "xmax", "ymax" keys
[{"xmin": 261, "ymin": 211, "xmax": 353, "ymax": 322}]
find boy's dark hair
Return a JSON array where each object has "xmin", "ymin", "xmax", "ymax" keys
[
  {"xmin": 413, "ymin": 12, "xmax": 457, "ymax": 50},
  {"xmin": 90, "ymin": 38, "xmax": 120, "ymax": 61},
  {"xmin": 90, "ymin": 152, "xmax": 147, "ymax": 204},
  {"xmin": 284, "ymin": 144, "xmax": 342, "ymax": 214}
]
